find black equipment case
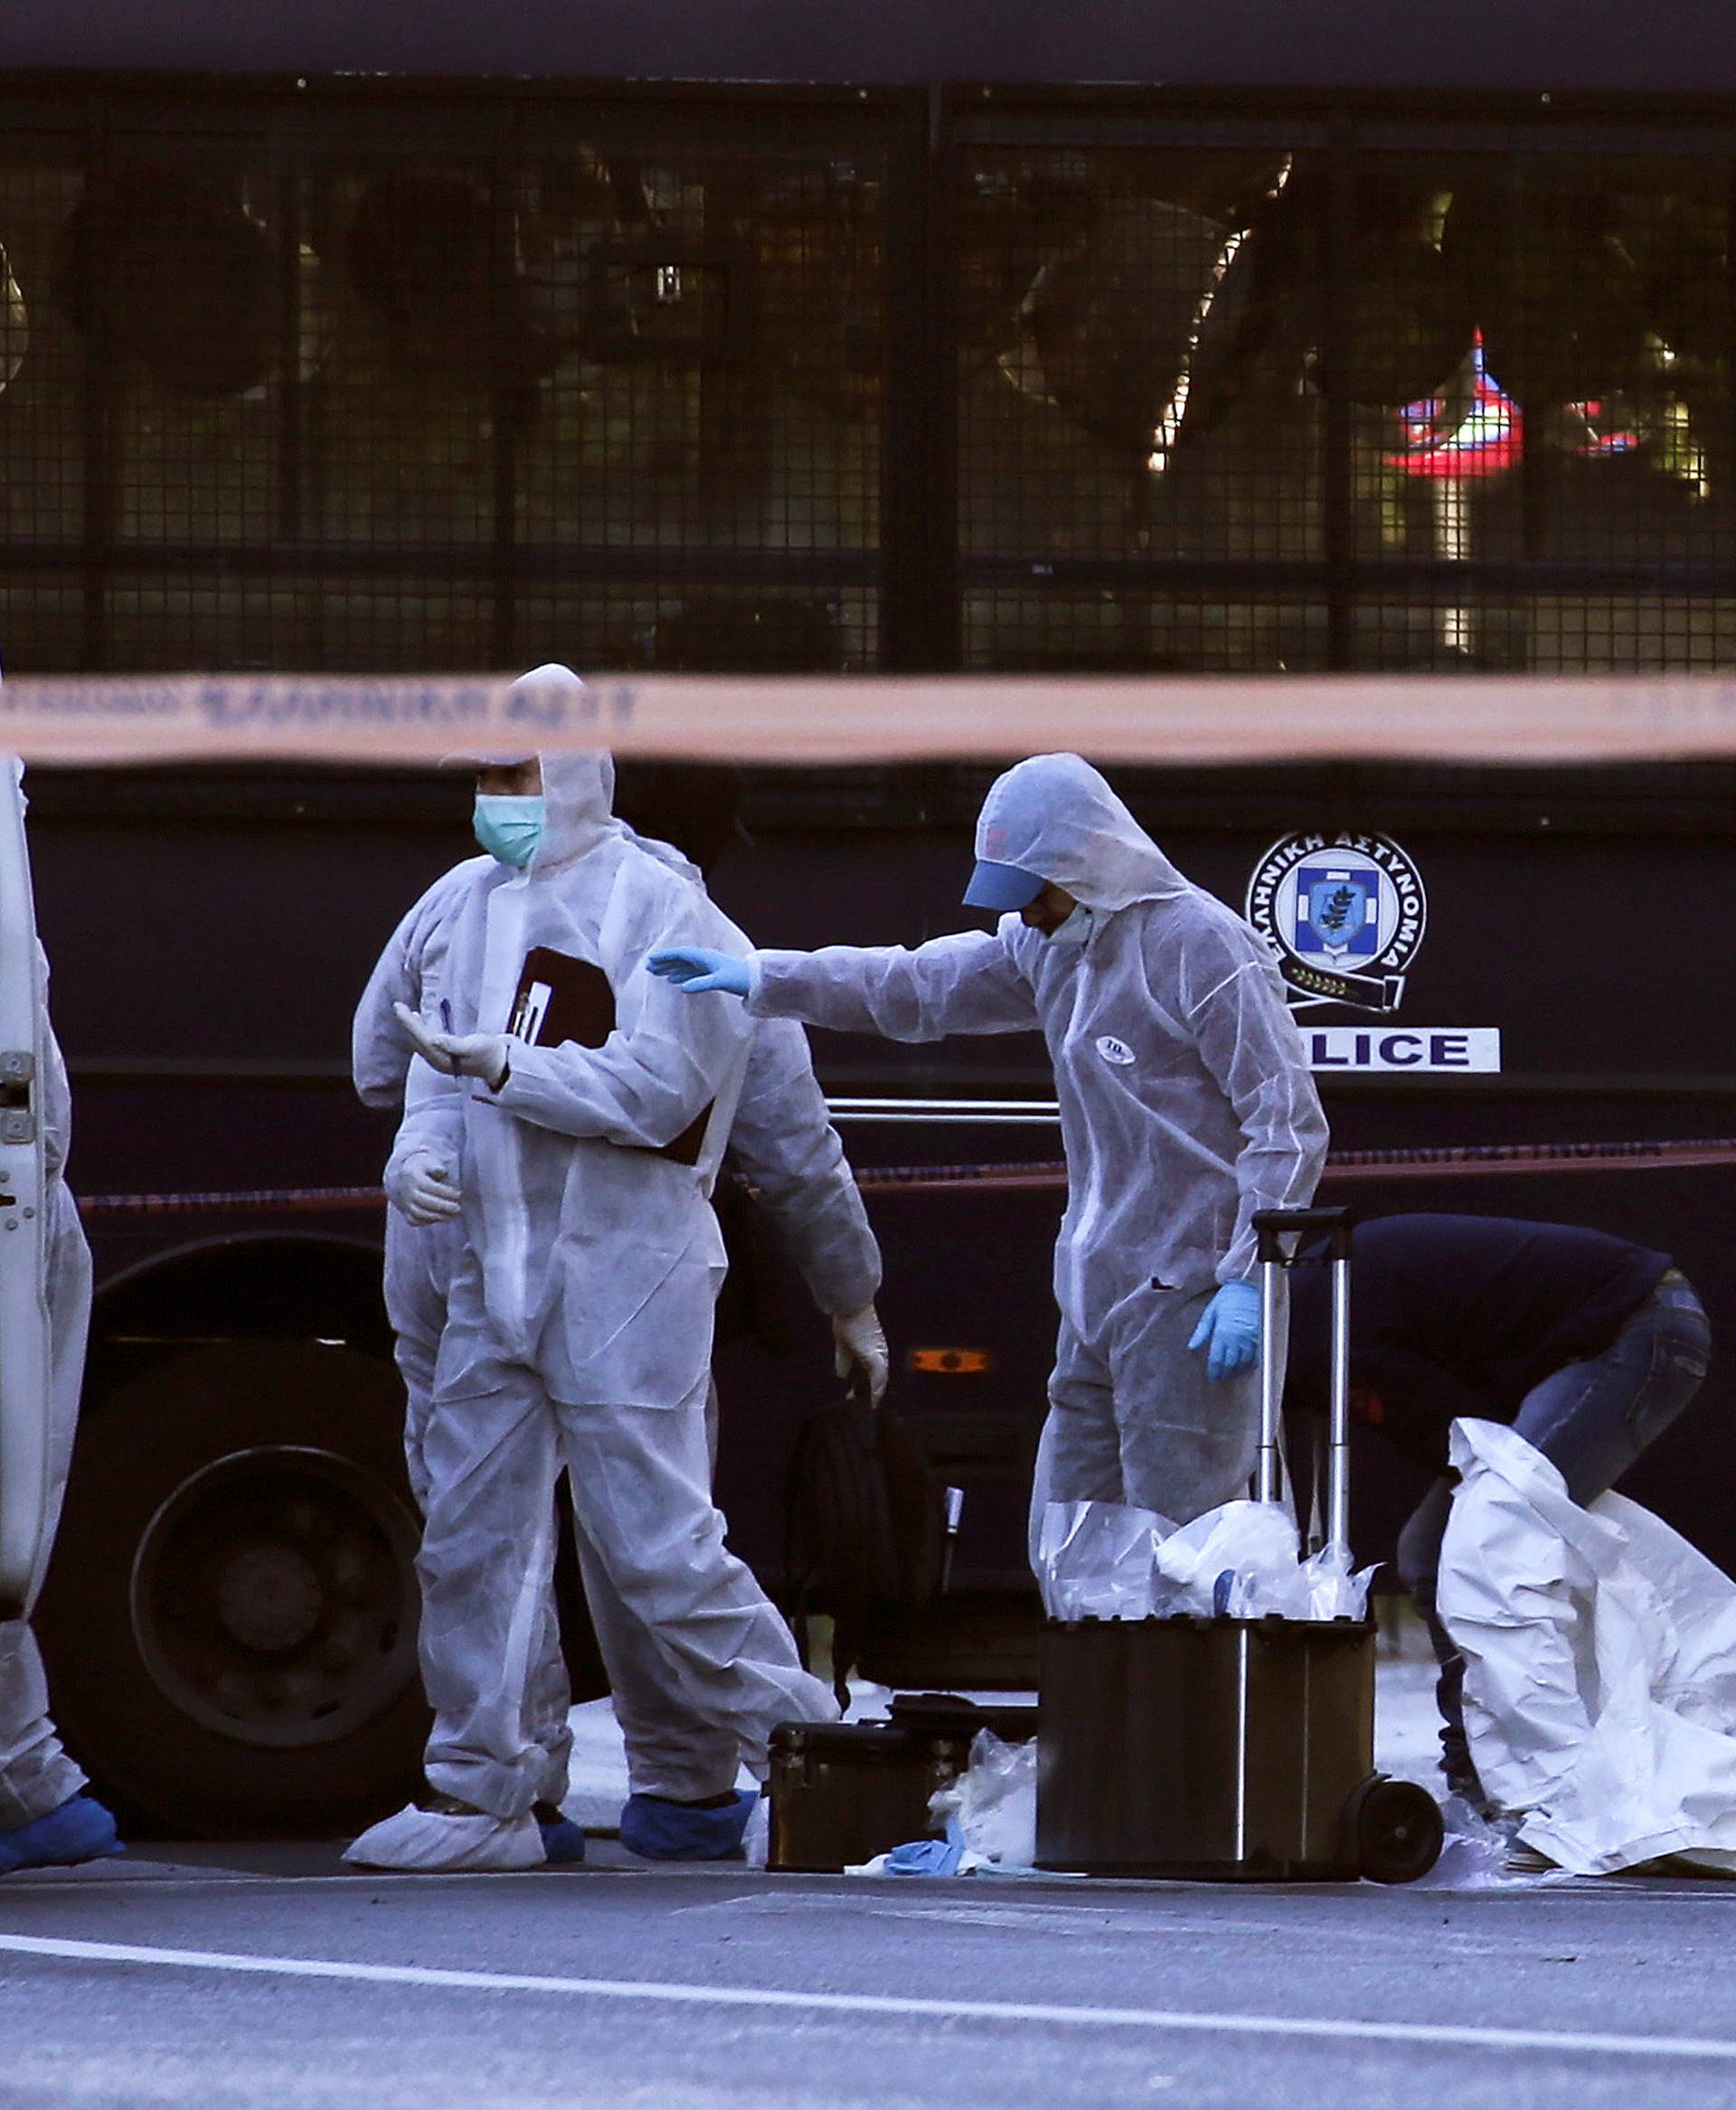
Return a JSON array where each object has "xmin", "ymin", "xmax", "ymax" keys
[
  {"xmin": 1035, "ymin": 1207, "xmax": 1443, "ymax": 1884},
  {"xmin": 768, "ymin": 1692, "xmax": 1037, "ymax": 1873}
]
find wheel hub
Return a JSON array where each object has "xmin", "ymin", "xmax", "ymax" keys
[{"xmin": 214, "ymin": 1544, "xmax": 326, "ymax": 1653}]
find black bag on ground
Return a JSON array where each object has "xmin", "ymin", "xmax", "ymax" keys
[{"xmin": 785, "ymin": 1394, "xmax": 944, "ymax": 1705}]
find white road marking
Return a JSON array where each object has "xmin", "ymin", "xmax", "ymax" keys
[{"xmin": 0, "ymin": 1930, "xmax": 1731, "ymax": 2062}]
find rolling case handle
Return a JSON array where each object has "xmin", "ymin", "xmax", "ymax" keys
[{"xmin": 1250, "ymin": 1206, "xmax": 1354, "ymax": 1556}]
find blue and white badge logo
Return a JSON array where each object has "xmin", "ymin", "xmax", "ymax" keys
[{"xmin": 1246, "ymin": 833, "xmax": 1427, "ymax": 1016}]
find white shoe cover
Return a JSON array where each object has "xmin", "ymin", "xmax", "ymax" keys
[{"xmin": 343, "ymin": 1803, "xmax": 545, "ymax": 1873}]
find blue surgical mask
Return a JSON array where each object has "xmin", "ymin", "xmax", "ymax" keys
[
  {"xmin": 474, "ymin": 793, "xmax": 545, "ymax": 869},
  {"xmin": 1048, "ymin": 902, "xmax": 1094, "ymax": 948}
]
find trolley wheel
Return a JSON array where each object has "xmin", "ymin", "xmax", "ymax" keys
[{"xmin": 1345, "ymin": 1774, "xmax": 1444, "ymax": 1885}]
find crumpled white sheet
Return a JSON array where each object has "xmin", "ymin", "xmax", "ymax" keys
[
  {"xmin": 343, "ymin": 1803, "xmax": 545, "ymax": 1873},
  {"xmin": 1037, "ymin": 1498, "xmax": 1375, "ymax": 1622},
  {"xmin": 1439, "ymin": 1418, "xmax": 1736, "ymax": 1877}
]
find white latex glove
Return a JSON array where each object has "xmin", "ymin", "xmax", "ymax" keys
[
  {"xmin": 393, "ymin": 999, "xmax": 510, "ymax": 1090},
  {"xmin": 833, "ymin": 1303, "xmax": 891, "ymax": 1408},
  {"xmin": 386, "ymin": 1150, "xmax": 462, "ymax": 1227}
]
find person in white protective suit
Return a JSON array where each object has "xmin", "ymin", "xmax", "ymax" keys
[
  {"xmin": 653, "ymin": 752, "xmax": 1329, "ymax": 1542},
  {"xmin": 0, "ymin": 944, "xmax": 119, "ymax": 1874},
  {"xmin": 345, "ymin": 736, "xmax": 839, "ymax": 1874},
  {"xmin": 349, "ymin": 794, "xmax": 885, "ymax": 1868},
  {"xmin": 351, "ymin": 853, "xmax": 488, "ymax": 1513}
]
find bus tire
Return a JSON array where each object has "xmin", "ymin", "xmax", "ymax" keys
[{"xmin": 33, "ymin": 1339, "xmax": 431, "ymax": 1840}]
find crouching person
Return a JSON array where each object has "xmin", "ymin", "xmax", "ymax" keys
[{"xmin": 1288, "ymin": 1212, "xmax": 1710, "ymax": 1806}]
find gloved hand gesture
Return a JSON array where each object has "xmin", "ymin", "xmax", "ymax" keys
[
  {"xmin": 1188, "ymin": 1279, "xmax": 1261, "ymax": 1382},
  {"xmin": 386, "ymin": 1150, "xmax": 462, "ymax": 1227},
  {"xmin": 393, "ymin": 1001, "xmax": 510, "ymax": 1090},
  {"xmin": 646, "ymin": 947, "xmax": 753, "ymax": 997},
  {"xmin": 832, "ymin": 1303, "xmax": 891, "ymax": 1408}
]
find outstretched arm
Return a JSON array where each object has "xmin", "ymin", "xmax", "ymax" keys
[{"xmin": 655, "ymin": 926, "xmax": 1040, "ymax": 1043}]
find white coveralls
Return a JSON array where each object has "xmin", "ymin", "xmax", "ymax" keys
[
  {"xmin": 353, "ymin": 855, "xmax": 490, "ymax": 1509},
  {"xmin": 354, "ymin": 836, "xmax": 879, "ymax": 1804},
  {"xmin": 0, "ymin": 980, "xmax": 93, "ymax": 1828},
  {"xmin": 353, "ymin": 845, "xmax": 884, "ymax": 1480},
  {"xmin": 386, "ymin": 756, "xmax": 836, "ymax": 1816},
  {"xmin": 747, "ymin": 753, "xmax": 1328, "ymax": 1534}
]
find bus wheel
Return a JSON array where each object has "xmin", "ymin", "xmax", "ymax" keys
[{"xmin": 34, "ymin": 1340, "xmax": 430, "ymax": 1840}]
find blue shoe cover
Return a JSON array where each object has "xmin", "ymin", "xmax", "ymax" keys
[
  {"xmin": 0, "ymin": 1794, "xmax": 123, "ymax": 1875},
  {"xmin": 538, "ymin": 1812, "xmax": 587, "ymax": 1865},
  {"xmin": 619, "ymin": 1789, "xmax": 757, "ymax": 1862}
]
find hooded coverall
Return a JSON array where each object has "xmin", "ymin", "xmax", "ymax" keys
[
  {"xmin": 0, "ymin": 974, "xmax": 93, "ymax": 1829},
  {"xmin": 745, "ymin": 753, "xmax": 1329, "ymax": 1535},
  {"xmin": 354, "ymin": 835, "xmax": 879, "ymax": 1806},
  {"xmin": 386, "ymin": 753, "xmax": 835, "ymax": 1817}
]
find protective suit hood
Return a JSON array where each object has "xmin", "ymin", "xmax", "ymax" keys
[
  {"xmin": 975, "ymin": 753, "xmax": 1189, "ymax": 914},
  {"xmin": 622, "ymin": 824, "xmax": 703, "ymax": 886},
  {"xmin": 530, "ymin": 748, "xmax": 622, "ymax": 873},
  {"xmin": 483, "ymin": 666, "xmax": 616, "ymax": 876}
]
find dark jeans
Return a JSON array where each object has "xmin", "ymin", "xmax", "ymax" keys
[{"xmin": 1396, "ymin": 1272, "xmax": 1712, "ymax": 1794}]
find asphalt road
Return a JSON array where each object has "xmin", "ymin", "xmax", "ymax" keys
[{"xmin": 1, "ymin": 1841, "xmax": 1734, "ymax": 2109}]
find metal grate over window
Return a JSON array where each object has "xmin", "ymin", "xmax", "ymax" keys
[
  {"xmin": 955, "ymin": 124, "xmax": 1736, "ymax": 675},
  {"xmin": 0, "ymin": 98, "xmax": 885, "ymax": 675},
  {"xmin": 0, "ymin": 88, "xmax": 1731, "ymax": 682}
]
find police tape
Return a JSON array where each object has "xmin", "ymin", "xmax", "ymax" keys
[
  {"xmin": 12, "ymin": 670, "xmax": 1736, "ymax": 764},
  {"xmin": 71, "ymin": 1134, "xmax": 1736, "ymax": 1218},
  {"xmin": 78, "ymin": 1183, "xmax": 389, "ymax": 1218},
  {"xmin": 854, "ymin": 1135, "xmax": 1736, "ymax": 1195}
]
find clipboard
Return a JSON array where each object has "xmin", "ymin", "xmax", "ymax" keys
[{"xmin": 507, "ymin": 945, "xmax": 711, "ymax": 1167}]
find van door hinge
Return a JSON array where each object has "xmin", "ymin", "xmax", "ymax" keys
[{"xmin": 0, "ymin": 1050, "xmax": 36, "ymax": 1144}]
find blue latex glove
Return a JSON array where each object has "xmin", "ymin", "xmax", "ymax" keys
[
  {"xmin": 646, "ymin": 947, "xmax": 753, "ymax": 997},
  {"xmin": 885, "ymin": 1835, "xmax": 967, "ymax": 1877},
  {"xmin": 1188, "ymin": 1279, "xmax": 1261, "ymax": 1382},
  {"xmin": 885, "ymin": 1818, "xmax": 967, "ymax": 1877}
]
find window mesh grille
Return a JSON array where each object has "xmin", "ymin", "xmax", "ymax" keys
[{"xmin": 0, "ymin": 95, "xmax": 1729, "ymax": 679}]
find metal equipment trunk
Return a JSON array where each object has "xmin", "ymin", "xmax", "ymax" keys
[
  {"xmin": 1034, "ymin": 1206, "xmax": 1441, "ymax": 1882},
  {"xmin": 769, "ymin": 1696, "xmax": 1038, "ymax": 1872},
  {"xmin": 1036, "ymin": 1610, "xmax": 1376, "ymax": 1878}
]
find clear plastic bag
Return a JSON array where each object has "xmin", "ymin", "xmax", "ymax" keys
[
  {"xmin": 1155, "ymin": 1499, "xmax": 1303, "ymax": 1616},
  {"xmin": 929, "ymin": 1729, "xmax": 1039, "ymax": 1870},
  {"xmin": 1035, "ymin": 1500, "xmax": 1175, "ymax": 1620},
  {"xmin": 1295, "ymin": 1540, "xmax": 1378, "ymax": 1620},
  {"xmin": 852, "ymin": 1729, "xmax": 1041, "ymax": 1879},
  {"xmin": 1039, "ymin": 1495, "xmax": 1375, "ymax": 1624}
]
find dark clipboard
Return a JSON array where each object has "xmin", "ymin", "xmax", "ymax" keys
[{"xmin": 507, "ymin": 944, "xmax": 712, "ymax": 1167}]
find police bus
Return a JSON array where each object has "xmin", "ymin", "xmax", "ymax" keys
[{"xmin": 2, "ymin": 0, "xmax": 1733, "ymax": 1832}]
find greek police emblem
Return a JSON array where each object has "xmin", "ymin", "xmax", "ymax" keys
[{"xmin": 1245, "ymin": 833, "xmax": 1427, "ymax": 1015}]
